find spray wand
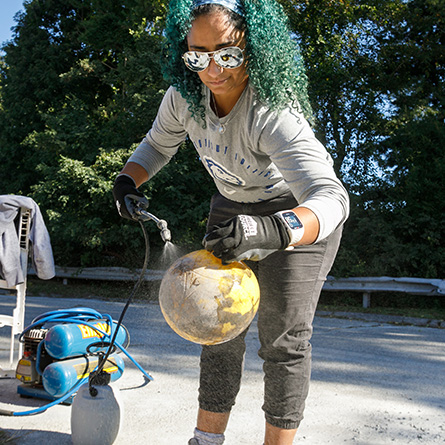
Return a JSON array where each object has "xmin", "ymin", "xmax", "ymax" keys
[
  {"xmin": 134, "ymin": 208, "xmax": 172, "ymax": 243},
  {"xmin": 88, "ymin": 203, "xmax": 171, "ymax": 395}
]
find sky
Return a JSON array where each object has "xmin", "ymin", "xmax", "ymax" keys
[{"xmin": 0, "ymin": 0, "xmax": 25, "ymax": 48}]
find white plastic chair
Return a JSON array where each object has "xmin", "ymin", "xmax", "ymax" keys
[{"xmin": 0, "ymin": 207, "xmax": 31, "ymax": 377}]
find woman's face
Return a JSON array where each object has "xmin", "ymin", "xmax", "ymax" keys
[{"xmin": 187, "ymin": 10, "xmax": 248, "ymax": 102}]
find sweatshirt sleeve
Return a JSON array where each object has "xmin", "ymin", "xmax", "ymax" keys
[
  {"xmin": 258, "ymin": 108, "xmax": 349, "ymax": 242},
  {"xmin": 128, "ymin": 87, "xmax": 188, "ymax": 178}
]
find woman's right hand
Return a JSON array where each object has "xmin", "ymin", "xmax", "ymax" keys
[{"xmin": 112, "ymin": 175, "xmax": 149, "ymax": 220}]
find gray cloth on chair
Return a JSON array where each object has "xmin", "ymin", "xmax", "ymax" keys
[{"xmin": 0, "ymin": 195, "xmax": 55, "ymax": 287}]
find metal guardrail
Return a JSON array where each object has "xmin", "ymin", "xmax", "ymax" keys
[
  {"xmin": 29, "ymin": 267, "xmax": 444, "ymax": 308},
  {"xmin": 323, "ymin": 276, "xmax": 445, "ymax": 307},
  {"xmin": 51, "ymin": 266, "xmax": 165, "ymax": 282}
]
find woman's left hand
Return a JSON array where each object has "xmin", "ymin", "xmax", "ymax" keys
[{"xmin": 202, "ymin": 214, "xmax": 290, "ymax": 264}]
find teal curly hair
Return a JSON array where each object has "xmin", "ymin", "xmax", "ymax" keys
[{"xmin": 162, "ymin": 0, "xmax": 312, "ymax": 124}]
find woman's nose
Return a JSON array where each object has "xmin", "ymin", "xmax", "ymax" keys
[{"xmin": 207, "ymin": 58, "xmax": 223, "ymax": 76}]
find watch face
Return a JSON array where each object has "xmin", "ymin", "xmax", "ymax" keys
[{"xmin": 282, "ymin": 212, "xmax": 303, "ymax": 230}]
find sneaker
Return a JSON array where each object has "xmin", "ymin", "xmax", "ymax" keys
[{"xmin": 188, "ymin": 439, "xmax": 199, "ymax": 445}]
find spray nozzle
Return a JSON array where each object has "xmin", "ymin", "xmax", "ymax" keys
[
  {"xmin": 156, "ymin": 219, "xmax": 172, "ymax": 244},
  {"xmin": 134, "ymin": 207, "xmax": 172, "ymax": 243}
]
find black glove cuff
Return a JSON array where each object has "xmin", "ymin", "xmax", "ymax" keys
[
  {"xmin": 270, "ymin": 215, "xmax": 292, "ymax": 250},
  {"xmin": 114, "ymin": 174, "xmax": 136, "ymax": 188}
]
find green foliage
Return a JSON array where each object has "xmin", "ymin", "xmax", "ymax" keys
[
  {"xmin": 0, "ymin": 0, "xmax": 444, "ymax": 281},
  {"xmin": 0, "ymin": 0, "xmax": 167, "ymax": 194},
  {"xmin": 30, "ymin": 148, "xmax": 136, "ymax": 267},
  {"xmin": 346, "ymin": 0, "xmax": 445, "ymax": 278},
  {"xmin": 142, "ymin": 140, "xmax": 215, "ymax": 250},
  {"xmin": 0, "ymin": 0, "xmax": 180, "ymax": 268},
  {"xmin": 377, "ymin": 116, "xmax": 445, "ymax": 277},
  {"xmin": 30, "ymin": 143, "xmax": 214, "ymax": 267},
  {"xmin": 280, "ymin": 0, "xmax": 404, "ymax": 176},
  {"xmin": 281, "ymin": 0, "xmax": 445, "ymax": 279}
]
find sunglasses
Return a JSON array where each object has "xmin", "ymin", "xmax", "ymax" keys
[{"xmin": 182, "ymin": 46, "xmax": 245, "ymax": 72}]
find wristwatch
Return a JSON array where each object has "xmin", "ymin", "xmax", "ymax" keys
[{"xmin": 274, "ymin": 210, "xmax": 305, "ymax": 246}]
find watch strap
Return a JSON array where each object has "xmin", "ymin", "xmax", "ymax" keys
[{"xmin": 274, "ymin": 210, "xmax": 305, "ymax": 246}]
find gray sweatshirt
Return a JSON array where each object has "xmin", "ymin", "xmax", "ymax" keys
[
  {"xmin": 0, "ymin": 195, "xmax": 55, "ymax": 286},
  {"xmin": 128, "ymin": 85, "xmax": 349, "ymax": 242}
]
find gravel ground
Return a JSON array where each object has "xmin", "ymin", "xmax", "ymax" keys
[{"xmin": 1, "ymin": 295, "xmax": 444, "ymax": 444}]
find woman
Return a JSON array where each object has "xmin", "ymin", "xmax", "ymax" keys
[{"xmin": 113, "ymin": 0, "xmax": 349, "ymax": 443}]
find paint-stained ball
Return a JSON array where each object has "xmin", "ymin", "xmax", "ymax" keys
[{"xmin": 159, "ymin": 250, "xmax": 260, "ymax": 345}]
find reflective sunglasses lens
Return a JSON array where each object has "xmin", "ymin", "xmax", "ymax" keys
[
  {"xmin": 183, "ymin": 52, "xmax": 209, "ymax": 72},
  {"xmin": 214, "ymin": 47, "xmax": 244, "ymax": 69},
  {"xmin": 182, "ymin": 47, "xmax": 244, "ymax": 72}
]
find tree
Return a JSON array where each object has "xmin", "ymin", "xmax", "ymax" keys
[
  {"xmin": 0, "ymin": 0, "xmax": 214, "ymax": 267},
  {"xmin": 2, "ymin": 0, "xmax": 443, "ymax": 276},
  {"xmin": 372, "ymin": 0, "xmax": 445, "ymax": 277},
  {"xmin": 280, "ymin": 0, "xmax": 402, "ymax": 178},
  {"xmin": 281, "ymin": 0, "xmax": 444, "ymax": 278},
  {"xmin": 0, "ymin": 0, "xmax": 167, "ymax": 193},
  {"xmin": 0, "ymin": 0, "xmax": 90, "ymax": 192}
]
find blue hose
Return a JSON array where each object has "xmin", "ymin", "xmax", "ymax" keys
[
  {"xmin": 11, "ymin": 377, "xmax": 89, "ymax": 417},
  {"xmin": 3, "ymin": 219, "xmax": 155, "ymax": 417},
  {"xmin": 8, "ymin": 307, "xmax": 153, "ymax": 416}
]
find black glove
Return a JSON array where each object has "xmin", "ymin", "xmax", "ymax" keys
[
  {"xmin": 112, "ymin": 175, "xmax": 149, "ymax": 221},
  {"xmin": 202, "ymin": 214, "xmax": 290, "ymax": 264}
]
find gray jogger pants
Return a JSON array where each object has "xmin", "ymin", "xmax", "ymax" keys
[{"xmin": 198, "ymin": 191, "xmax": 343, "ymax": 429}]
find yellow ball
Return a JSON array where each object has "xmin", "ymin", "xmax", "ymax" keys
[{"xmin": 159, "ymin": 249, "xmax": 260, "ymax": 345}]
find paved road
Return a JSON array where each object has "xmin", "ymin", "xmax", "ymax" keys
[{"xmin": 1, "ymin": 295, "xmax": 444, "ymax": 444}]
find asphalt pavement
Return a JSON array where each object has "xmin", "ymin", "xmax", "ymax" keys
[{"xmin": 0, "ymin": 294, "xmax": 444, "ymax": 444}]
